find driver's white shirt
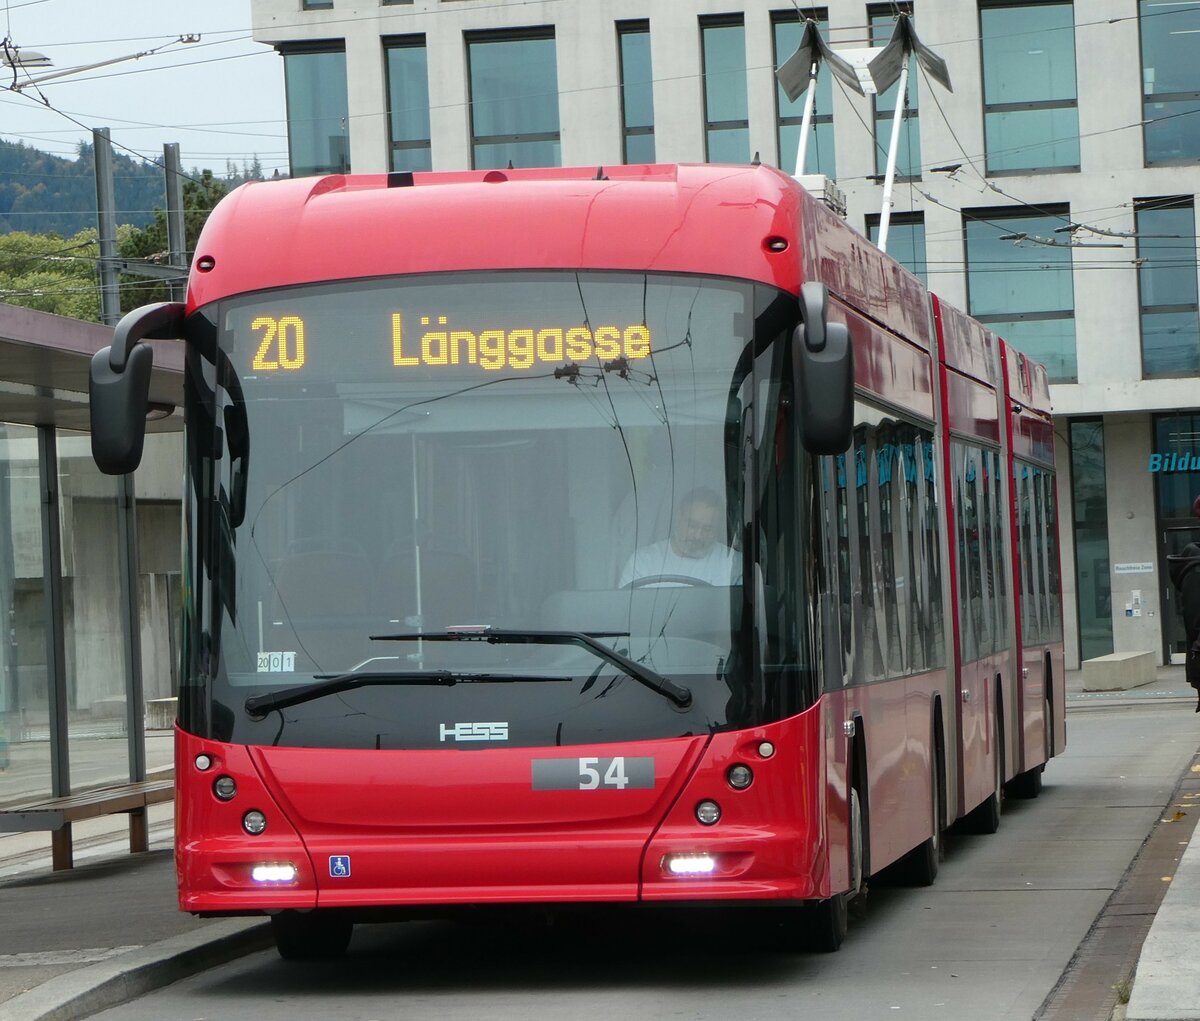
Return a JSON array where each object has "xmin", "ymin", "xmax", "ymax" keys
[{"xmin": 618, "ymin": 540, "xmax": 742, "ymax": 587}]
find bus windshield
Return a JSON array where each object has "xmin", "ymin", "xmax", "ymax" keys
[{"xmin": 185, "ymin": 270, "xmax": 820, "ymax": 749}]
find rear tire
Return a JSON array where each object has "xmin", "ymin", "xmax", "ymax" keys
[
  {"xmin": 898, "ymin": 761, "xmax": 941, "ymax": 886},
  {"xmin": 964, "ymin": 715, "xmax": 1003, "ymax": 834},
  {"xmin": 1009, "ymin": 698, "xmax": 1050, "ymax": 799},
  {"xmin": 271, "ymin": 911, "xmax": 353, "ymax": 961}
]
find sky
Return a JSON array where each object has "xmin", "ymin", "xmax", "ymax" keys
[{"xmin": 0, "ymin": 0, "xmax": 287, "ymax": 176}]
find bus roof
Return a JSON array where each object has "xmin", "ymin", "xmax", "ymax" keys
[{"xmin": 187, "ymin": 163, "xmax": 812, "ymax": 309}]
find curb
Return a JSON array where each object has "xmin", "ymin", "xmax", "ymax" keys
[{"xmin": 0, "ymin": 919, "xmax": 272, "ymax": 1021}]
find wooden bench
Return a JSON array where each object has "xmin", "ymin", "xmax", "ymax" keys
[{"xmin": 0, "ymin": 777, "xmax": 175, "ymax": 871}]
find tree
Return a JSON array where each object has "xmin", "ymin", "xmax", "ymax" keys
[
  {"xmin": 119, "ymin": 168, "xmax": 229, "ymax": 313},
  {"xmin": 0, "ymin": 229, "xmax": 101, "ymax": 321}
]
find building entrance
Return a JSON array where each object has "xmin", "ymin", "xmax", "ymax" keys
[{"xmin": 1161, "ymin": 525, "xmax": 1200, "ymax": 663}]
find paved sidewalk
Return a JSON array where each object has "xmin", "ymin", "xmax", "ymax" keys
[
  {"xmin": 0, "ymin": 810, "xmax": 269, "ymax": 1021},
  {"xmin": 0, "ymin": 668, "xmax": 1196, "ymax": 1021}
]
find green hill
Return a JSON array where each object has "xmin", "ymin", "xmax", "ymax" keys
[{"xmin": 0, "ymin": 138, "xmax": 166, "ymax": 236}]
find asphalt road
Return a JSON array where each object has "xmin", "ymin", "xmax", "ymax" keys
[{"xmin": 93, "ymin": 700, "xmax": 1200, "ymax": 1021}]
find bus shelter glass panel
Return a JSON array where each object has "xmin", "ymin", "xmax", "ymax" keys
[
  {"xmin": 283, "ymin": 48, "xmax": 349, "ymax": 177},
  {"xmin": 980, "ymin": 2, "xmax": 1079, "ymax": 172},
  {"xmin": 773, "ymin": 10, "xmax": 835, "ymax": 177},
  {"xmin": 1140, "ymin": 0, "xmax": 1200, "ymax": 163},
  {"xmin": 133, "ymin": 432, "xmax": 184, "ymax": 775},
  {"xmin": 0, "ymin": 424, "xmax": 51, "ymax": 804},
  {"xmin": 468, "ymin": 33, "xmax": 561, "ymax": 169},
  {"xmin": 56, "ymin": 433, "xmax": 130, "ymax": 787}
]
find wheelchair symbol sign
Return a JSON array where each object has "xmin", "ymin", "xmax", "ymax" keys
[{"xmin": 329, "ymin": 855, "xmax": 351, "ymax": 878}]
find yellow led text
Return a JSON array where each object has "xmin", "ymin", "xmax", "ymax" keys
[
  {"xmin": 251, "ymin": 315, "xmax": 307, "ymax": 371},
  {"xmin": 392, "ymin": 313, "xmax": 652, "ymax": 371}
]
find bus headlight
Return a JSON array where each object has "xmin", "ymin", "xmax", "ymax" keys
[
  {"xmin": 242, "ymin": 810, "xmax": 267, "ymax": 835},
  {"xmin": 251, "ymin": 863, "xmax": 297, "ymax": 883},
  {"xmin": 695, "ymin": 800, "xmax": 721, "ymax": 825},
  {"xmin": 664, "ymin": 853, "xmax": 718, "ymax": 875}
]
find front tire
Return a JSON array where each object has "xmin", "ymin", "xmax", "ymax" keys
[
  {"xmin": 271, "ymin": 911, "xmax": 353, "ymax": 961},
  {"xmin": 775, "ymin": 787, "xmax": 863, "ymax": 953}
]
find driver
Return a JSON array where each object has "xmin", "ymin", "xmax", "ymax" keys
[{"xmin": 618, "ymin": 487, "xmax": 742, "ymax": 587}]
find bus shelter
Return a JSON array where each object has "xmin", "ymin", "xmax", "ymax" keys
[{"xmin": 0, "ymin": 302, "xmax": 183, "ymax": 812}]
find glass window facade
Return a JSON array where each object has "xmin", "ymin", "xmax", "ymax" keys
[
  {"xmin": 386, "ymin": 37, "xmax": 432, "ymax": 173},
  {"xmin": 56, "ymin": 434, "xmax": 130, "ymax": 784},
  {"xmin": 980, "ymin": 2, "xmax": 1079, "ymax": 173},
  {"xmin": 870, "ymin": 6, "xmax": 920, "ymax": 179},
  {"xmin": 282, "ymin": 45, "xmax": 350, "ymax": 177},
  {"xmin": 702, "ymin": 17, "xmax": 749, "ymax": 164},
  {"xmin": 772, "ymin": 10, "xmax": 834, "ymax": 177},
  {"xmin": 964, "ymin": 208, "xmax": 1077, "ymax": 381},
  {"xmin": 618, "ymin": 21, "xmax": 655, "ymax": 164},
  {"xmin": 0, "ymin": 424, "xmax": 51, "ymax": 803},
  {"xmin": 467, "ymin": 30, "xmax": 561, "ymax": 169},
  {"xmin": 0, "ymin": 423, "xmax": 179, "ymax": 809},
  {"xmin": 1140, "ymin": 0, "xmax": 1200, "ymax": 163},
  {"xmin": 868, "ymin": 214, "xmax": 928, "ymax": 283},
  {"xmin": 1137, "ymin": 199, "xmax": 1200, "ymax": 377},
  {"xmin": 1069, "ymin": 419, "xmax": 1112, "ymax": 661}
]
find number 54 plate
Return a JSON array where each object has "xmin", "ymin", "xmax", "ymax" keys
[{"xmin": 532, "ymin": 756, "xmax": 655, "ymax": 790}]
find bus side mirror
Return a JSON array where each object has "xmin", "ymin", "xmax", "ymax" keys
[
  {"xmin": 794, "ymin": 282, "xmax": 853, "ymax": 455},
  {"xmin": 89, "ymin": 302, "xmax": 186, "ymax": 475}
]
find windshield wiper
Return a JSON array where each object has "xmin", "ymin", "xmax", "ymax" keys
[
  {"xmin": 370, "ymin": 628, "xmax": 693, "ymax": 709},
  {"xmin": 244, "ymin": 669, "xmax": 572, "ymax": 718}
]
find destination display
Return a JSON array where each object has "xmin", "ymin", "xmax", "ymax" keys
[{"xmin": 232, "ymin": 280, "xmax": 656, "ymax": 379}]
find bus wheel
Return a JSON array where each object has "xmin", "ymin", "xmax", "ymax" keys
[
  {"xmin": 964, "ymin": 717, "xmax": 1003, "ymax": 834},
  {"xmin": 805, "ymin": 892, "xmax": 849, "ymax": 952},
  {"xmin": 271, "ymin": 911, "xmax": 354, "ymax": 961},
  {"xmin": 1008, "ymin": 699, "xmax": 1049, "ymax": 799},
  {"xmin": 899, "ymin": 763, "xmax": 941, "ymax": 885},
  {"xmin": 776, "ymin": 788, "xmax": 861, "ymax": 954}
]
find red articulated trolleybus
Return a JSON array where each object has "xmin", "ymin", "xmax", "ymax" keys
[{"xmin": 88, "ymin": 163, "xmax": 1064, "ymax": 959}]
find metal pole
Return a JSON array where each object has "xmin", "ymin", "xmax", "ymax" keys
[
  {"xmin": 93, "ymin": 128, "xmax": 121, "ymax": 326},
  {"xmin": 875, "ymin": 54, "xmax": 910, "ymax": 255},
  {"xmin": 163, "ymin": 143, "xmax": 187, "ymax": 302},
  {"xmin": 793, "ymin": 65, "xmax": 819, "ymax": 178},
  {"xmin": 118, "ymin": 473, "xmax": 146, "ymax": 782},
  {"xmin": 38, "ymin": 426, "xmax": 69, "ymax": 798}
]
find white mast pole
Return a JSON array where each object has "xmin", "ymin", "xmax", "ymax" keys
[
  {"xmin": 794, "ymin": 62, "xmax": 819, "ymax": 177},
  {"xmin": 875, "ymin": 51, "xmax": 910, "ymax": 254}
]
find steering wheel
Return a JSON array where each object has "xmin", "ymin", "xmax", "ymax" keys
[{"xmin": 623, "ymin": 574, "xmax": 712, "ymax": 589}]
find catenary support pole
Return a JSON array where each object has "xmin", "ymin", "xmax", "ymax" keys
[{"xmin": 875, "ymin": 53, "xmax": 910, "ymax": 255}]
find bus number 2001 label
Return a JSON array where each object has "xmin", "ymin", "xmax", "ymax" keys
[{"xmin": 531, "ymin": 756, "xmax": 655, "ymax": 791}]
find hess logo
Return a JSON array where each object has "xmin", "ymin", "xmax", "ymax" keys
[{"xmin": 439, "ymin": 721, "xmax": 509, "ymax": 742}]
